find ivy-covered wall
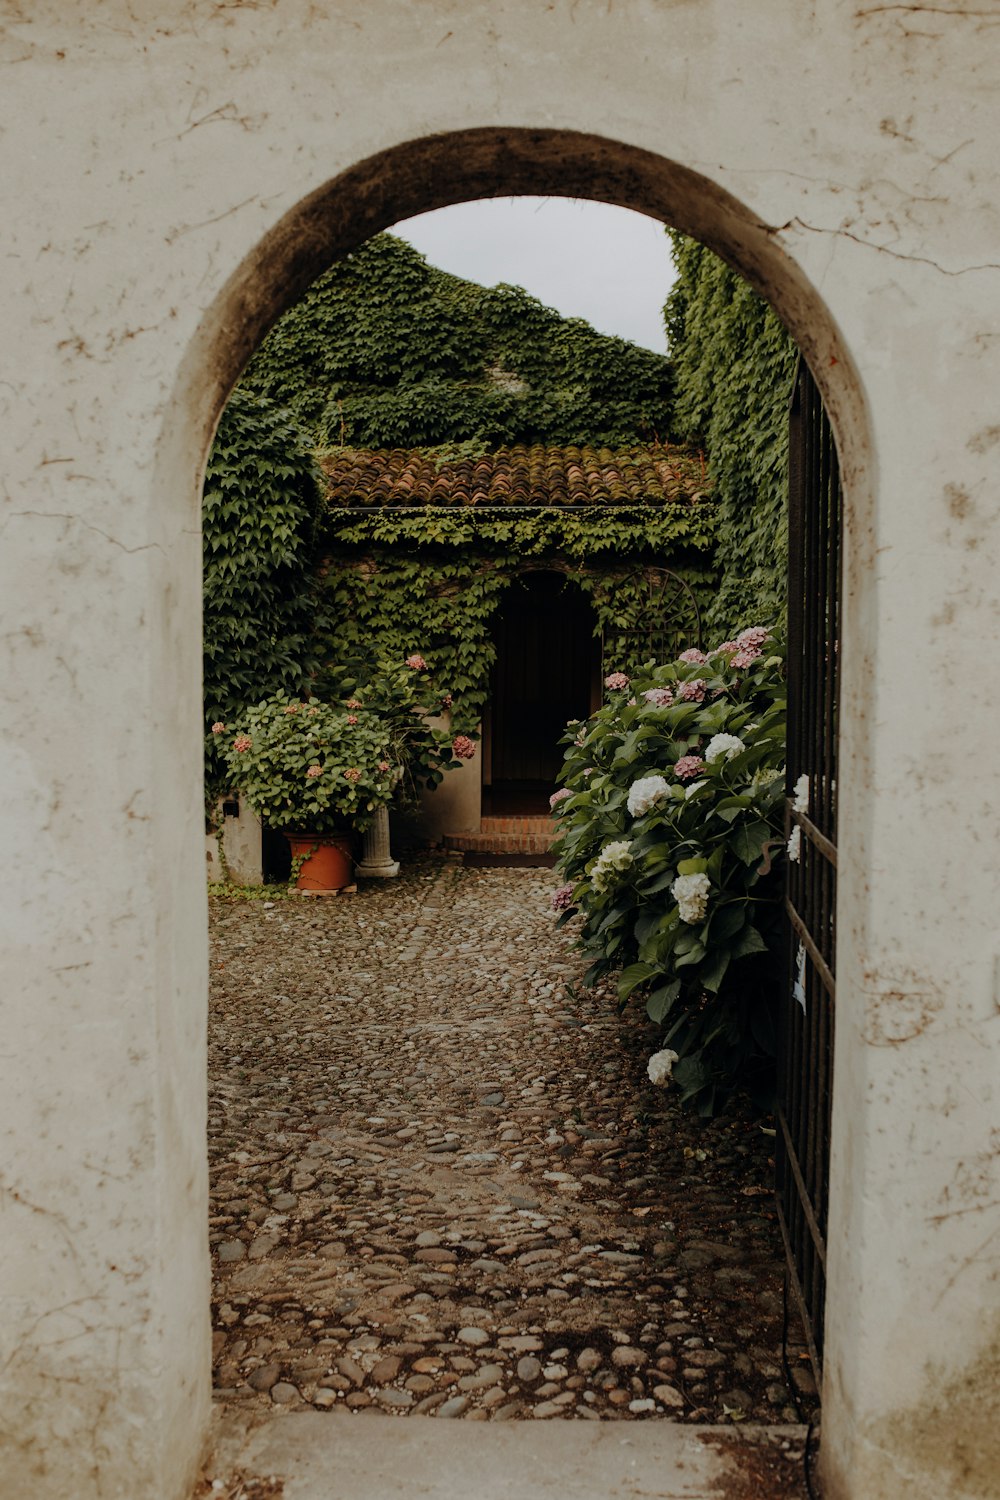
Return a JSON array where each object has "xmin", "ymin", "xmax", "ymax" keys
[
  {"xmin": 664, "ymin": 232, "xmax": 797, "ymax": 636},
  {"xmin": 315, "ymin": 501, "xmax": 718, "ymax": 734},
  {"xmin": 239, "ymin": 233, "xmax": 676, "ymax": 448}
]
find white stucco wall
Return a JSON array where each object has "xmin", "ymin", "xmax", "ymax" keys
[{"xmin": 1, "ymin": 5, "xmax": 998, "ymax": 1499}]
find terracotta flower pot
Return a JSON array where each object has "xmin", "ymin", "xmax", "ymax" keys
[{"xmin": 285, "ymin": 832, "xmax": 354, "ymax": 891}]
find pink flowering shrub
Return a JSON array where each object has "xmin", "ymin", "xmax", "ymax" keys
[
  {"xmin": 452, "ymin": 734, "xmax": 476, "ymax": 760},
  {"xmin": 221, "ymin": 693, "xmax": 395, "ymax": 835},
  {"xmin": 549, "ymin": 787, "xmax": 573, "ymax": 810},
  {"xmin": 550, "ymin": 630, "xmax": 787, "ymax": 1115},
  {"xmin": 604, "ymin": 670, "xmax": 630, "ymax": 692},
  {"xmin": 319, "ymin": 651, "xmax": 472, "ymax": 804},
  {"xmin": 211, "ymin": 721, "xmax": 226, "ymax": 734}
]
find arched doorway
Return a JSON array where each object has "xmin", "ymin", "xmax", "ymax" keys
[
  {"xmin": 169, "ymin": 126, "xmax": 870, "ymax": 1500},
  {"xmin": 484, "ymin": 573, "xmax": 598, "ymax": 815}
]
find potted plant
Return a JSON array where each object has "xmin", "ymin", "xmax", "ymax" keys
[{"xmin": 217, "ymin": 692, "xmax": 395, "ymax": 890}]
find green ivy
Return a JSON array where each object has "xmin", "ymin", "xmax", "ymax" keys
[
  {"xmin": 315, "ymin": 505, "xmax": 718, "ymax": 732},
  {"xmin": 240, "ymin": 234, "xmax": 676, "ymax": 448},
  {"xmin": 202, "ymin": 390, "xmax": 327, "ymax": 801},
  {"xmin": 664, "ymin": 233, "xmax": 797, "ymax": 635}
]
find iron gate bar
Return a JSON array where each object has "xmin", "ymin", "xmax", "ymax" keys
[{"xmin": 777, "ymin": 354, "xmax": 842, "ymax": 1390}]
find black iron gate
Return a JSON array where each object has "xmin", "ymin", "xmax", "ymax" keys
[{"xmin": 777, "ymin": 356, "xmax": 842, "ymax": 1382}]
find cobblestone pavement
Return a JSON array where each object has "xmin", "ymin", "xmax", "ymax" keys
[{"xmin": 209, "ymin": 857, "xmax": 817, "ymax": 1425}]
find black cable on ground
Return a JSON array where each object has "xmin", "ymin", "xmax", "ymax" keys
[{"xmin": 781, "ymin": 1270, "xmax": 819, "ymax": 1499}]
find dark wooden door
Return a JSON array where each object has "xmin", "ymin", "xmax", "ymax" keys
[
  {"xmin": 490, "ymin": 574, "xmax": 595, "ymax": 793},
  {"xmin": 776, "ymin": 356, "xmax": 842, "ymax": 1384}
]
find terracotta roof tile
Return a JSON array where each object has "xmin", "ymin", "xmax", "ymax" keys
[{"xmin": 320, "ymin": 444, "xmax": 709, "ymax": 508}]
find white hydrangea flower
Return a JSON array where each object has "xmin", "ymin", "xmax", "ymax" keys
[
  {"xmin": 793, "ymin": 773, "xmax": 810, "ymax": 814},
  {"xmin": 627, "ymin": 774, "xmax": 670, "ymax": 817},
  {"xmin": 705, "ymin": 733, "xmax": 746, "ymax": 763},
  {"xmin": 787, "ymin": 825, "xmax": 802, "ymax": 863},
  {"xmin": 750, "ymin": 766, "xmax": 783, "ymax": 791},
  {"xmin": 684, "ymin": 779, "xmax": 706, "ymax": 799},
  {"xmin": 671, "ymin": 871, "xmax": 711, "ymax": 924},
  {"xmin": 647, "ymin": 1049, "xmax": 680, "ymax": 1087},
  {"xmin": 591, "ymin": 839, "xmax": 634, "ymax": 893}
]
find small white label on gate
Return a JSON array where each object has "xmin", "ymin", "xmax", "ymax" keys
[{"xmin": 793, "ymin": 943, "xmax": 807, "ymax": 1012}]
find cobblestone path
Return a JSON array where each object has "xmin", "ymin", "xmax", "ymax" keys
[{"xmin": 209, "ymin": 858, "xmax": 814, "ymax": 1424}]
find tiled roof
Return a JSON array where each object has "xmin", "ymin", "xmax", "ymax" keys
[{"xmin": 320, "ymin": 444, "xmax": 709, "ymax": 508}]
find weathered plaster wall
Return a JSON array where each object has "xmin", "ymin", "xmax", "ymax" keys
[{"xmin": 1, "ymin": 4, "xmax": 998, "ymax": 1498}]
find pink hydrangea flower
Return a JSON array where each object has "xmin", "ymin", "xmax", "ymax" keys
[
  {"xmin": 405, "ymin": 653, "xmax": 428, "ymax": 671},
  {"xmin": 730, "ymin": 648, "xmax": 759, "ymax": 668},
  {"xmin": 343, "ymin": 767, "xmax": 361, "ymax": 782},
  {"xmin": 736, "ymin": 625, "xmax": 771, "ymax": 648},
  {"xmin": 550, "ymin": 883, "xmax": 575, "ymax": 912},
  {"xmin": 604, "ymin": 671, "xmax": 630, "ymax": 691},
  {"xmin": 440, "ymin": 693, "xmax": 453, "ymax": 709},
  {"xmin": 347, "ymin": 713, "xmax": 358, "ymax": 725},
  {"xmin": 306, "ymin": 764, "xmax": 323, "ymax": 778},
  {"xmin": 233, "ymin": 735, "xmax": 252, "ymax": 753},
  {"xmin": 378, "ymin": 760, "xmax": 391, "ymax": 774},
  {"xmin": 678, "ymin": 648, "xmax": 707, "ymax": 664},
  {"xmin": 674, "ymin": 755, "xmax": 706, "ymax": 780},
  {"xmin": 712, "ymin": 640, "xmax": 738, "ymax": 657},
  {"xmin": 346, "ymin": 697, "xmax": 363, "ymax": 709},
  {"xmin": 452, "ymin": 734, "xmax": 476, "ymax": 760},
  {"xmin": 678, "ymin": 679, "xmax": 707, "ymax": 702},
  {"xmin": 642, "ymin": 687, "xmax": 673, "ymax": 708},
  {"xmin": 211, "ymin": 721, "xmax": 226, "ymax": 734},
  {"xmin": 549, "ymin": 787, "xmax": 572, "ymax": 810},
  {"xmin": 308, "ymin": 707, "xmax": 319, "ymax": 715},
  {"xmin": 582, "ymin": 767, "xmax": 594, "ymax": 778},
  {"xmin": 284, "ymin": 703, "xmax": 300, "ymax": 714}
]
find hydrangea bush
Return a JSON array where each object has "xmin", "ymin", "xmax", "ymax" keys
[
  {"xmin": 317, "ymin": 649, "xmax": 476, "ymax": 806},
  {"xmin": 551, "ymin": 628, "xmax": 786, "ymax": 1114},
  {"xmin": 219, "ymin": 693, "xmax": 396, "ymax": 834}
]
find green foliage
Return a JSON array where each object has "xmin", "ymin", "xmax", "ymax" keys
[
  {"xmin": 316, "ymin": 650, "xmax": 471, "ymax": 805},
  {"xmin": 202, "ymin": 390, "xmax": 326, "ymax": 799},
  {"xmin": 218, "ymin": 693, "xmax": 395, "ymax": 834},
  {"xmin": 240, "ymin": 234, "xmax": 675, "ymax": 448},
  {"xmin": 551, "ymin": 630, "xmax": 787, "ymax": 1115},
  {"xmin": 665, "ymin": 233, "xmax": 797, "ymax": 636},
  {"xmin": 317, "ymin": 504, "xmax": 718, "ymax": 734}
]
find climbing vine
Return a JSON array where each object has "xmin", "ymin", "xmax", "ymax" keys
[
  {"xmin": 315, "ymin": 504, "xmax": 718, "ymax": 731},
  {"xmin": 202, "ymin": 389, "xmax": 327, "ymax": 802},
  {"xmin": 664, "ymin": 232, "xmax": 797, "ymax": 636},
  {"xmin": 239, "ymin": 234, "xmax": 676, "ymax": 449}
]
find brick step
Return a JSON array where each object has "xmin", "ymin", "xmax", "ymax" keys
[
  {"xmin": 479, "ymin": 815, "xmax": 554, "ymax": 835},
  {"xmin": 443, "ymin": 829, "xmax": 556, "ymax": 854}
]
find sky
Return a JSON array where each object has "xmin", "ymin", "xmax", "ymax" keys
[{"xmin": 390, "ymin": 197, "xmax": 676, "ymax": 356}]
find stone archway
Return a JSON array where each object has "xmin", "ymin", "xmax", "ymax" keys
[
  {"xmin": 166, "ymin": 124, "xmax": 870, "ymax": 1495},
  {"xmin": 5, "ymin": 10, "xmax": 998, "ymax": 1500}
]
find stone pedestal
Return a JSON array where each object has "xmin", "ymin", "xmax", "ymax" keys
[{"xmin": 356, "ymin": 804, "xmax": 400, "ymax": 878}]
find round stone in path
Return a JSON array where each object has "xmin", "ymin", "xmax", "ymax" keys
[
  {"xmin": 516, "ymin": 1356, "xmax": 542, "ymax": 1383},
  {"xmin": 457, "ymin": 1328, "xmax": 490, "ymax": 1347}
]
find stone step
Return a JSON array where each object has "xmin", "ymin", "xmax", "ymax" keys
[
  {"xmin": 443, "ymin": 830, "xmax": 556, "ymax": 853},
  {"xmin": 479, "ymin": 815, "xmax": 554, "ymax": 834},
  {"xmin": 208, "ymin": 1411, "xmax": 812, "ymax": 1500}
]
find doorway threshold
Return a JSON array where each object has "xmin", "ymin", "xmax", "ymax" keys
[{"xmin": 200, "ymin": 1411, "xmax": 813, "ymax": 1500}]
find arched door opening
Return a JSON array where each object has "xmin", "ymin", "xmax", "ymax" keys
[
  {"xmin": 155, "ymin": 123, "xmax": 877, "ymax": 1500},
  {"xmin": 484, "ymin": 573, "xmax": 599, "ymax": 816},
  {"xmin": 199, "ymin": 153, "xmax": 850, "ymax": 1481}
]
